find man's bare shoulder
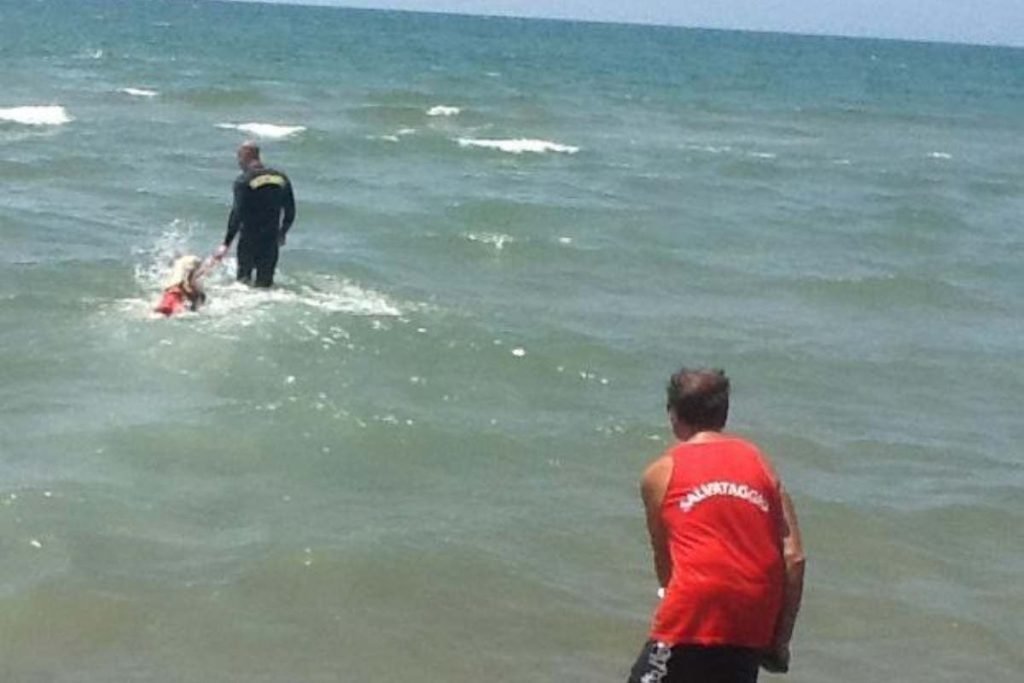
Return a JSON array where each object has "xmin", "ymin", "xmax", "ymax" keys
[{"xmin": 641, "ymin": 449, "xmax": 674, "ymax": 500}]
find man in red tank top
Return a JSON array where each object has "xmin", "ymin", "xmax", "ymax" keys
[{"xmin": 628, "ymin": 368, "xmax": 805, "ymax": 683}]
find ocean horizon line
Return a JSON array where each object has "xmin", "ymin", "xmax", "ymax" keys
[{"xmin": 215, "ymin": 0, "xmax": 1024, "ymax": 50}]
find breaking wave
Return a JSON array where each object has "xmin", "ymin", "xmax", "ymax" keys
[
  {"xmin": 427, "ymin": 105, "xmax": 461, "ymax": 117},
  {"xmin": 120, "ymin": 87, "xmax": 159, "ymax": 98},
  {"xmin": 216, "ymin": 122, "xmax": 307, "ymax": 139},
  {"xmin": 456, "ymin": 137, "xmax": 579, "ymax": 155},
  {"xmin": 0, "ymin": 105, "xmax": 73, "ymax": 126}
]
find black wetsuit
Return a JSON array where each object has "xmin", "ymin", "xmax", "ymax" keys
[{"xmin": 223, "ymin": 164, "xmax": 296, "ymax": 287}]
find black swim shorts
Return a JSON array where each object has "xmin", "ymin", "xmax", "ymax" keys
[{"xmin": 627, "ymin": 640, "xmax": 760, "ymax": 683}]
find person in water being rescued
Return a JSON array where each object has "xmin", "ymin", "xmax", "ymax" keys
[
  {"xmin": 214, "ymin": 141, "xmax": 296, "ymax": 288},
  {"xmin": 627, "ymin": 367, "xmax": 805, "ymax": 683},
  {"xmin": 154, "ymin": 254, "xmax": 209, "ymax": 317}
]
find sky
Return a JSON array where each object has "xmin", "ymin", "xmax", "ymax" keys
[{"xmin": 248, "ymin": 0, "xmax": 1024, "ymax": 47}]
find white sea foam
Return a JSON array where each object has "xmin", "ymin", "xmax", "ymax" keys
[
  {"xmin": 0, "ymin": 105, "xmax": 73, "ymax": 126},
  {"xmin": 177, "ymin": 279, "xmax": 401, "ymax": 322},
  {"xmin": 466, "ymin": 232, "xmax": 514, "ymax": 250},
  {"xmin": 193, "ymin": 276, "xmax": 393, "ymax": 320},
  {"xmin": 295, "ymin": 278, "xmax": 402, "ymax": 316},
  {"xmin": 216, "ymin": 122, "xmax": 307, "ymax": 139},
  {"xmin": 131, "ymin": 264, "xmax": 401, "ymax": 322},
  {"xmin": 427, "ymin": 105, "xmax": 461, "ymax": 117},
  {"xmin": 132, "ymin": 220, "xmax": 206, "ymax": 292},
  {"xmin": 127, "ymin": 223, "xmax": 407, "ymax": 325},
  {"xmin": 120, "ymin": 87, "xmax": 158, "ymax": 98},
  {"xmin": 368, "ymin": 128, "xmax": 415, "ymax": 143},
  {"xmin": 456, "ymin": 138, "xmax": 579, "ymax": 155},
  {"xmin": 684, "ymin": 144, "xmax": 732, "ymax": 154},
  {"xmin": 928, "ymin": 152, "xmax": 953, "ymax": 160}
]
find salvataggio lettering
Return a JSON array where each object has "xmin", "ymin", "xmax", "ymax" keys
[{"xmin": 679, "ymin": 481, "xmax": 770, "ymax": 513}]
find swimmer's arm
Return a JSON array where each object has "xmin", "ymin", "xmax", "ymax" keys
[{"xmin": 640, "ymin": 456, "xmax": 673, "ymax": 588}]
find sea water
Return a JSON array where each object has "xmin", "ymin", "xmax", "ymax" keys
[{"xmin": 1, "ymin": 1, "xmax": 1023, "ymax": 681}]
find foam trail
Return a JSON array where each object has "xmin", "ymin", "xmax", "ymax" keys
[
  {"xmin": 216, "ymin": 122, "xmax": 307, "ymax": 139},
  {"xmin": 456, "ymin": 138, "xmax": 579, "ymax": 155},
  {"xmin": 189, "ymin": 279, "xmax": 403, "ymax": 322},
  {"xmin": 427, "ymin": 105, "xmax": 460, "ymax": 117},
  {"xmin": 0, "ymin": 106, "xmax": 73, "ymax": 126},
  {"xmin": 128, "ymin": 226, "xmax": 404, "ymax": 322},
  {"xmin": 120, "ymin": 87, "xmax": 158, "ymax": 98}
]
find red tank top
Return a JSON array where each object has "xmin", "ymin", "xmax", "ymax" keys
[
  {"xmin": 650, "ymin": 437, "xmax": 784, "ymax": 648},
  {"xmin": 154, "ymin": 286, "xmax": 187, "ymax": 317}
]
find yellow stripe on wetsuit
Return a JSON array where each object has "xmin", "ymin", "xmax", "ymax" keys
[{"xmin": 249, "ymin": 174, "xmax": 286, "ymax": 190}]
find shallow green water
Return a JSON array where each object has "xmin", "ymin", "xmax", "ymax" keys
[{"xmin": 1, "ymin": 1, "xmax": 1023, "ymax": 681}]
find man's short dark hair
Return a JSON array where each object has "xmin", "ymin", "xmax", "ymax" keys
[
  {"xmin": 240, "ymin": 140, "xmax": 261, "ymax": 158},
  {"xmin": 666, "ymin": 368, "xmax": 730, "ymax": 431}
]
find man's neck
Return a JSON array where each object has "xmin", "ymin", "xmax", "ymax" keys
[{"xmin": 681, "ymin": 429, "xmax": 727, "ymax": 444}]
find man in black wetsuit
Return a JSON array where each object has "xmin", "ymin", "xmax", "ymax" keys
[{"xmin": 215, "ymin": 141, "xmax": 296, "ymax": 287}]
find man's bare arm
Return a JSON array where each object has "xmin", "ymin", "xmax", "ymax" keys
[
  {"xmin": 764, "ymin": 485, "xmax": 806, "ymax": 672},
  {"xmin": 640, "ymin": 456, "xmax": 673, "ymax": 588}
]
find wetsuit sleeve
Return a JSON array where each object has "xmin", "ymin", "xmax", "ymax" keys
[
  {"xmin": 223, "ymin": 178, "xmax": 246, "ymax": 247},
  {"xmin": 280, "ymin": 176, "xmax": 296, "ymax": 236}
]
